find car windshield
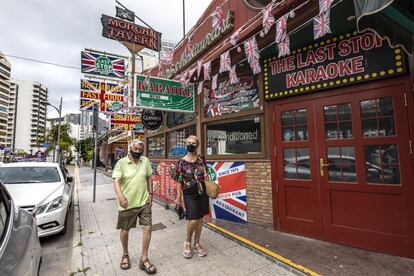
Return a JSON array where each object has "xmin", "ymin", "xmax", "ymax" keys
[{"xmin": 0, "ymin": 167, "xmax": 61, "ymax": 184}]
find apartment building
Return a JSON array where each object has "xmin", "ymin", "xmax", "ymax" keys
[
  {"xmin": 0, "ymin": 52, "xmax": 10, "ymax": 147},
  {"xmin": 7, "ymin": 81, "xmax": 18, "ymax": 150}
]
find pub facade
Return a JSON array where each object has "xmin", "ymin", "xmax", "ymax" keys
[{"xmin": 144, "ymin": 0, "xmax": 414, "ymax": 258}]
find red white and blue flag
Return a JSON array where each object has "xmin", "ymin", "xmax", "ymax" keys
[
  {"xmin": 207, "ymin": 162, "xmax": 247, "ymax": 224},
  {"xmin": 81, "ymin": 51, "xmax": 125, "ymax": 79},
  {"xmin": 278, "ymin": 36, "xmax": 291, "ymax": 57},
  {"xmin": 197, "ymin": 59, "xmax": 204, "ymax": 78},
  {"xmin": 275, "ymin": 15, "xmax": 288, "ymax": 44},
  {"xmin": 244, "ymin": 36, "xmax": 260, "ymax": 64},
  {"xmin": 229, "ymin": 65, "xmax": 239, "ymax": 85},
  {"xmin": 197, "ymin": 81, "xmax": 204, "ymax": 95},
  {"xmin": 249, "ymin": 58, "xmax": 261, "ymax": 75},
  {"xmin": 160, "ymin": 50, "xmax": 174, "ymax": 65},
  {"xmin": 262, "ymin": 3, "xmax": 275, "ymax": 35},
  {"xmin": 319, "ymin": 0, "xmax": 334, "ymax": 14},
  {"xmin": 183, "ymin": 35, "xmax": 193, "ymax": 57},
  {"xmin": 206, "ymin": 104, "xmax": 220, "ymax": 117},
  {"xmin": 212, "ymin": 74, "xmax": 218, "ymax": 91},
  {"xmin": 211, "ymin": 6, "xmax": 224, "ymax": 30},
  {"xmin": 230, "ymin": 28, "xmax": 241, "ymax": 46},
  {"xmin": 203, "ymin": 61, "xmax": 212, "ymax": 80},
  {"xmin": 313, "ymin": 9, "xmax": 331, "ymax": 39},
  {"xmin": 219, "ymin": 50, "xmax": 231, "ymax": 73}
]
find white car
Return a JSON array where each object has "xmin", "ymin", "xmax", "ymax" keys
[{"xmin": 0, "ymin": 162, "xmax": 73, "ymax": 237}]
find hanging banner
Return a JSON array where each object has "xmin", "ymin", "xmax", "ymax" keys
[
  {"xmin": 110, "ymin": 113, "xmax": 144, "ymax": 132},
  {"xmin": 80, "ymin": 79, "xmax": 126, "ymax": 113},
  {"xmin": 135, "ymin": 74, "xmax": 194, "ymax": 113},
  {"xmin": 81, "ymin": 50, "xmax": 126, "ymax": 79},
  {"xmin": 207, "ymin": 162, "xmax": 247, "ymax": 224},
  {"xmin": 264, "ymin": 31, "xmax": 407, "ymax": 101},
  {"xmin": 101, "ymin": 14, "xmax": 162, "ymax": 52},
  {"xmin": 204, "ymin": 76, "xmax": 259, "ymax": 117},
  {"xmin": 116, "ymin": 6, "xmax": 135, "ymax": 22},
  {"xmin": 108, "ymin": 130, "xmax": 130, "ymax": 144}
]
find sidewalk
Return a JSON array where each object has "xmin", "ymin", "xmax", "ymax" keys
[{"xmin": 70, "ymin": 166, "xmax": 298, "ymax": 276}]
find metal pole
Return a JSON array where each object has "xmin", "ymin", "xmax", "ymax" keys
[
  {"xmin": 56, "ymin": 97, "xmax": 62, "ymax": 164},
  {"xmin": 182, "ymin": 0, "xmax": 186, "ymax": 37},
  {"xmin": 93, "ymin": 105, "xmax": 98, "ymax": 202}
]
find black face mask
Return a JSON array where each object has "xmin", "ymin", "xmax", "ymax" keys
[
  {"xmin": 130, "ymin": 150, "xmax": 143, "ymax": 160},
  {"xmin": 186, "ymin": 144, "xmax": 196, "ymax": 153}
]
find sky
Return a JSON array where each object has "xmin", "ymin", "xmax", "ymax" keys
[{"xmin": 0, "ymin": 0, "xmax": 212, "ymax": 118}]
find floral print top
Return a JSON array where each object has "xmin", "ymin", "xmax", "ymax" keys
[{"xmin": 173, "ymin": 158, "xmax": 206, "ymax": 194}]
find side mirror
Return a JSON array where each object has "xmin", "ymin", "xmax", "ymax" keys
[{"xmin": 66, "ymin": 176, "xmax": 73, "ymax": 183}]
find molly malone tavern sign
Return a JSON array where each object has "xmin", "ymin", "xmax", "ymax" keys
[{"xmin": 166, "ymin": 11, "xmax": 234, "ymax": 78}]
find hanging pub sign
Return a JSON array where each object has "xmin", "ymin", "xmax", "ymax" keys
[
  {"xmin": 110, "ymin": 113, "xmax": 144, "ymax": 132},
  {"xmin": 80, "ymin": 79, "xmax": 126, "ymax": 113},
  {"xmin": 101, "ymin": 14, "xmax": 161, "ymax": 52},
  {"xmin": 204, "ymin": 76, "xmax": 259, "ymax": 117},
  {"xmin": 81, "ymin": 50, "xmax": 126, "ymax": 79},
  {"xmin": 116, "ymin": 6, "xmax": 135, "ymax": 23},
  {"xmin": 264, "ymin": 31, "xmax": 407, "ymax": 100},
  {"xmin": 142, "ymin": 109, "xmax": 163, "ymax": 130},
  {"xmin": 135, "ymin": 74, "xmax": 194, "ymax": 113}
]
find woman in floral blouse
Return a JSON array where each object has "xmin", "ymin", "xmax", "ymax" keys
[{"xmin": 173, "ymin": 135, "xmax": 209, "ymax": 258}]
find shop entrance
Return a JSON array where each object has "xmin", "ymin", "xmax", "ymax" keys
[{"xmin": 269, "ymin": 77, "xmax": 414, "ymax": 257}]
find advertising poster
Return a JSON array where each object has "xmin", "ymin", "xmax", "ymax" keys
[
  {"xmin": 80, "ymin": 79, "xmax": 126, "ymax": 113},
  {"xmin": 81, "ymin": 51, "xmax": 126, "ymax": 79},
  {"xmin": 151, "ymin": 161, "xmax": 165, "ymax": 199},
  {"xmin": 207, "ymin": 162, "xmax": 247, "ymax": 224}
]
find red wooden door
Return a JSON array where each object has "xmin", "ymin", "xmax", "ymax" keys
[{"xmin": 271, "ymin": 78, "xmax": 414, "ymax": 257}]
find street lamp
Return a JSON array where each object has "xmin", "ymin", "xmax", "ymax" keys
[{"xmin": 43, "ymin": 97, "xmax": 62, "ymax": 163}]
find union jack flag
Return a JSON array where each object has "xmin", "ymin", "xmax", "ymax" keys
[
  {"xmin": 81, "ymin": 51, "xmax": 125, "ymax": 79},
  {"xmin": 319, "ymin": 0, "xmax": 334, "ymax": 14},
  {"xmin": 249, "ymin": 58, "xmax": 261, "ymax": 75},
  {"xmin": 207, "ymin": 105, "xmax": 220, "ymax": 117},
  {"xmin": 180, "ymin": 71, "xmax": 190, "ymax": 88},
  {"xmin": 207, "ymin": 161, "xmax": 247, "ymax": 223},
  {"xmin": 229, "ymin": 65, "xmax": 239, "ymax": 85},
  {"xmin": 204, "ymin": 61, "xmax": 212, "ymax": 81},
  {"xmin": 144, "ymin": 70, "xmax": 151, "ymax": 87},
  {"xmin": 262, "ymin": 4, "xmax": 275, "ymax": 35},
  {"xmin": 244, "ymin": 36, "xmax": 260, "ymax": 64},
  {"xmin": 278, "ymin": 36, "xmax": 291, "ymax": 57},
  {"xmin": 276, "ymin": 15, "xmax": 288, "ymax": 44},
  {"xmin": 160, "ymin": 50, "xmax": 174, "ymax": 64},
  {"xmin": 197, "ymin": 59, "xmax": 204, "ymax": 78},
  {"xmin": 212, "ymin": 74, "xmax": 218, "ymax": 91},
  {"xmin": 211, "ymin": 6, "xmax": 224, "ymax": 29},
  {"xmin": 230, "ymin": 29, "xmax": 241, "ymax": 46},
  {"xmin": 219, "ymin": 50, "xmax": 231, "ymax": 73},
  {"xmin": 197, "ymin": 81, "xmax": 204, "ymax": 95},
  {"xmin": 183, "ymin": 35, "xmax": 193, "ymax": 57},
  {"xmin": 188, "ymin": 67, "xmax": 196, "ymax": 80},
  {"xmin": 313, "ymin": 10, "xmax": 331, "ymax": 39}
]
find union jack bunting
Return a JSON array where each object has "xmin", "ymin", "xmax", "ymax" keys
[
  {"xmin": 230, "ymin": 29, "xmax": 241, "ymax": 46},
  {"xmin": 219, "ymin": 51, "xmax": 231, "ymax": 73},
  {"xmin": 197, "ymin": 60, "xmax": 204, "ymax": 78},
  {"xmin": 197, "ymin": 81, "xmax": 204, "ymax": 95},
  {"xmin": 244, "ymin": 36, "xmax": 260, "ymax": 64},
  {"xmin": 183, "ymin": 35, "xmax": 193, "ymax": 57},
  {"xmin": 313, "ymin": 10, "xmax": 331, "ymax": 39},
  {"xmin": 319, "ymin": 0, "xmax": 334, "ymax": 14},
  {"xmin": 262, "ymin": 4, "xmax": 275, "ymax": 35},
  {"xmin": 212, "ymin": 74, "xmax": 218, "ymax": 91},
  {"xmin": 211, "ymin": 6, "xmax": 224, "ymax": 29},
  {"xmin": 144, "ymin": 70, "xmax": 151, "ymax": 86},
  {"xmin": 81, "ymin": 51, "xmax": 125, "ymax": 79},
  {"xmin": 276, "ymin": 15, "xmax": 288, "ymax": 44},
  {"xmin": 249, "ymin": 58, "xmax": 261, "ymax": 75},
  {"xmin": 203, "ymin": 61, "xmax": 212, "ymax": 81},
  {"xmin": 188, "ymin": 67, "xmax": 197, "ymax": 80},
  {"xmin": 229, "ymin": 65, "xmax": 239, "ymax": 85},
  {"xmin": 180, "ymin": 71, "xmax": 190, "ymax": 87},
  {"xmin": 160, "ymin": 50, "xmax": 173, "ymax": 64},
  {"xmin": 278, "ymin": 36, "xmax": 291, "ymax": 57}
]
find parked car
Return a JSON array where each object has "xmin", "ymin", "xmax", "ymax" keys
[
  {"xmin": 0, "ymin": 182, "xmax": 42, "ymax": 276},
  {"xmin": 0, "ymin": 162, "xmax": 74, "ymax": 237}
]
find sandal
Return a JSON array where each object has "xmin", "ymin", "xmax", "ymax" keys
[
  {"xmin": 139, "ymin": 258, "xmax": 157, "ymax": 274},
  {"xmin": 120, "ymin": 254, "xmax": 130, "ymax": 270},
  {"xmin": 193, "ymin": 244, "xmax": 207, "ymax": 257},
  {"xmin": 183, "ymin": 241, "xmax": 193, "ymax": 259}
]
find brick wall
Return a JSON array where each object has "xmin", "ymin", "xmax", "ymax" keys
[{"xmin": 246, "ymin": 161, "xmax": 274, "ymax": 227}]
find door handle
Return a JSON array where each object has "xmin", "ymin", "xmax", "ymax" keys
[{"xmin": 320, "ymin": 158, "xmax": 329, "ymax": 176}]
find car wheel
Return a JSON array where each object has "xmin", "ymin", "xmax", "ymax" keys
[{"xmin": 60, "ymin": 209, "xmax": 69, "ymax": 235}]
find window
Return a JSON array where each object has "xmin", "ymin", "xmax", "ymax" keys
[
  {"xmin": 166, "ymin": 112, "xmax": 194, "ymax": 128},
  {"xmin": 282, "ymin": 109, "xmax": 308, "ymax": 141},
  {"xmin": 283, "ymin": 148, "xmax": 310, "ymax": 179},
  {"xmin": 206, "ymin": 116, "xmax": 262, "ymax": 155},
  {"xmin": 361, "ymin": 97, "xmax": 395, "ymax": 137},
  {"xmin": 203, "ymin": 76, "xmax": 259, "ymax": 117},
  {"xmin": 364, "ymin": 144, "xmax": 400, "ymax": 184},
  {"xmin": 327, "ymin": 146, "xmax": 356, "ymax": 182},
  {"xmin": 0, "ymin": 167, "xmax": 61, "ymax": 184},
  {"xmin": 324, "ymin": 103, "xmax": 353, "ymax": 139},
  {"xmin": 167, "ymin": 125, "xmax": 196, "ymax": 157},
  {"xmin": 148, "ymin": 134, "xmax": 165, "ymax": 158}
]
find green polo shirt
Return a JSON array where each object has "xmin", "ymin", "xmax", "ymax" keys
[{"xmin": 112, "ymin": 155, "xmax": 152, "ymax": 211}]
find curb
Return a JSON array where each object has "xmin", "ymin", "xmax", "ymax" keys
[{"xmin": 204, "ymin": 222, "xmax": 321, "ymax": 276}]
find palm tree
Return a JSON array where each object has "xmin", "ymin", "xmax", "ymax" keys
[{"xmin": 45, "ymin": 122, "xmax": 75, "ymax": 162}]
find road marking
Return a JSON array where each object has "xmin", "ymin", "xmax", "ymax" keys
[{"xmin": 206, "ymin": 222, "xmax": 321, "ymax": 276}]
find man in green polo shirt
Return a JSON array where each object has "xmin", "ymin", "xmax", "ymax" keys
[{"xmin": 113, "ymin": 139, "xmax": 156, "ymax": 274}]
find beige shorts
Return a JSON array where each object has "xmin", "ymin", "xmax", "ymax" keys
[{"xmin": 117, "ymin": 204, "xmax": 152, "ymax": 229}]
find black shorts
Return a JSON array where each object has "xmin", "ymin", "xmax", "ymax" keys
[{"xmin": 183, "ymin": 184, "xmax": 209, "ymax": 220}]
